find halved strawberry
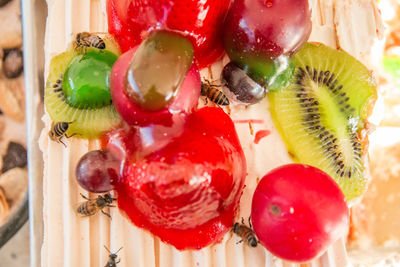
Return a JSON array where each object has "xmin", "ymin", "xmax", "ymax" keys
[{"xmin": 105, "ymin": 107, "xmax": 247, "ymax": 250}]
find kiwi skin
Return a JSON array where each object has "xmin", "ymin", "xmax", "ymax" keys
[
  {"xmin": 45, "ymin": 36, "xmax": 122, "ymax": 139},
  {"xmin": 269, "ymin": 42, "xmax": 376, "ymax": 202}
]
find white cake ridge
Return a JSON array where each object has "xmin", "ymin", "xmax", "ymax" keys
[{"xmin": 40, "ymin": 0, "xmax": 383, "ymax": 266}]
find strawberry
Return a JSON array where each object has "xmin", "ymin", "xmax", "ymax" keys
[
  {"xmin": 107, "ymin": 0, "xmax": 231, "ymax": 68},
  {"xmin": 105, "ymin": 107, "xmax": 246, "ymax": 250}
]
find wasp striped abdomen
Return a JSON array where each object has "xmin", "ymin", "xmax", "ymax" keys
[
  {"xmin": 233, "ymin": 219, "xmax": 258, "ymax": 247},
  {"xmin": 201, "ymin": 80, "xmax": 230, "ymax": 106},
  {"xmin": 48, "ymin": 121, "xmax": 76, "ymax": 147}
]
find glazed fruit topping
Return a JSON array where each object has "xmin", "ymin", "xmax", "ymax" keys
[
  {"xmin": 223, "ymin": 0, "xmax": 311, "ymax": 91},
  {"xmin": 251, "ymin": 164, "xmax": 349, "ymax": 262},
  {"xmin": 106, "ymin": 0, "xmax": 230, "ymax": 68},
  {"xmin": 110, "ymin": 31, "xmax": 201, "ymax": 127},
  {"xmin": 63, "ymin": 50, "xmax": 117, "ymax": 109},
  {"xmin": 103, "ymin": 107, "xmax": 246, "ymax": 250},
  {"xmin": 124, "ymin": 31, "xmax": 194, "ymax": 111},
  {"xmin": 45, "ymin": 37, "xmax": 122, "ymax": 139},
  {"xmin": 269, "ymin": 43, "xmax": 376, "ymax": 201},
  {"xmin": 75, "ymin": 150, "xmax": 120, "ymax": 193}
]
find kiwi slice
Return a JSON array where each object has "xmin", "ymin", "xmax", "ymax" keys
[
  {"xmin": 45, "ymin": 37, "xmax": 121, "ymax": 139},
  {"xmin": 269, "ymin": 43, "xmax": 376, "ymax": 201}
]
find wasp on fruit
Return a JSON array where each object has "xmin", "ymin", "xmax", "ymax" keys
[
  {"xmin": 201, "ymin": 79, "xmax": 230, "ymax": 106},
  {"xmin": 104, "ymin": 246, "xmax": 122, "ymax": 267},
  {"xmin": 77, "ymin": 193, "xmax": 117, "ymax": 218},
  {"xmin": 49, "ymin": 121, "xmax": 77, "ymax": 147},
  {"xmin": 74, "ymin": 32, "xmax": 106, "ymax": 61},
  {"xmin": 233, "ymin": 217, "xmax": 259, "ymax": 247}
]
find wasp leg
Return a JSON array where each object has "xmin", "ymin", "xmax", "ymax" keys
[
  {"xmin": 116, "ymin": 259, "xmax": 121, "ymax": 264},
  {"xmin": 236, "ymin": 239, "xmax": 243, "ymax": 245},
  {"xmin": 80, "ymin": 193, "xmax": 90, "ymax": 200},
  {"xmin": 101, "ymin": 209, "xmax": 112, "ymax": 219},
  {"xmin": 248, "ymin": 216, "xmax": 252, "ymax": 229},
  {"xmin": 241, "ymin": 217, "xmax": 245, "ymax": 225},
  {"xmin": 106, "ymin": 204, "xmax": 116, "ymax": 208},
  {"xmin": 80, "ymin": 47, "xmax": 88, "ymax": 62},
  {"xmin": 58, "ymin": 137, "xmax": 67, "ymax": 147},
  {"xmin": 65, "ymin": 133, "xmax": 79, "ymax": 139}
]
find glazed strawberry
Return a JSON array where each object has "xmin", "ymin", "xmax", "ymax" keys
[
  {"xmin": 106, "ymin": 107, "xmax": 246, "ymax": 250},
  {"xmin": 110, "ymin": 31, "xmax": 201, "ymax": 127},
  {"xmin": 107, "ymin": 0, "xmax": 230, "ymax": 68}
]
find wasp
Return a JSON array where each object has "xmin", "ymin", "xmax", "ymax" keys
[
  {"xmin": 104, "ymin": 246, "xmax": 122, "ymax": 267},
  {"xmin": 201, "ymin": 79, "xmax": 230, "ymax": 106},
  {"xmin": 77, "ymin": 193, "xmax": 117, "ymax": 218},
  {"xmin": 74, "ymin": 32, "xmax": 106, "ymax": 61},
  {"xmin": 233, "ymin": 217, "xmax": 259, "ymax": 247},
  {"xmin": 49, "ymin": 121, "xmax": 77, "ymax": 147}
]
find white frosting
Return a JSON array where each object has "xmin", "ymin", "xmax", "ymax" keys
[{"xmin": 41, "ymin": 0, "xmax": 384, "ymax": 266}]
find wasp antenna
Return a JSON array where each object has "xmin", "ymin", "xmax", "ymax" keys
[
  {"xmin": 115, "ymin": 247, "xmax": 123, "ymax": 254},
  {"xmin": 80, "ymin": 193, "xmax": 90, "ymax": 200},
  {"xmin": 104, "ymin": 245, "xmax": 111, "ymax": 253}
]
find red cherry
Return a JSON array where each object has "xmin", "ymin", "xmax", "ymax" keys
[
  {"xmin": 251, "ymin": 164, "xmax": 349, "ymax": 262},
  {"xmin": 106, "ymin": 0, "xmax": 231, "ymax": 68},
  {"xmin": 106, "ymin": 107, "xmax": 247, "ymax": 250},
  {"xmin": 110, "ymin": 47, "xmax": 201, "ymax": 127},
  {"xmin": 223, "ymin": 0, "xmax": 312, "ymax": 58}
]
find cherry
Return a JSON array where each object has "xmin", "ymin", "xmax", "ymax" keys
[
  {"xmin": 251, "ymin": 164, "xmax": 349, "ymax": 262},
  {"xmin": 223, "ymin": 0, "xmax": 311, "ymax": 91}
]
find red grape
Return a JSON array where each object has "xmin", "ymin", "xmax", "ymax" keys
[
  {"xmin": 75, "ymin": 150, "xmax": 120, "ymax": 193},
  {"xmin": 251, "ymin": 164, "xmax": 349, "ymax": 262}
]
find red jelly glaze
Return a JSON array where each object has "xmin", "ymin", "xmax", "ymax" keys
[
  {"xmin": 106, "ymin": 107, "xmax": 247, "ymax": 250},
  {"xmin": 106, "ymin": 0, "xmax": 231, "ymax": 68},
  {"xmin": 110, "ymin": 48, "xmax": 201, "ymax": 127},
  {"xmin": 254, "ymin": 129, "xmax": 271, "ymax": 144}
]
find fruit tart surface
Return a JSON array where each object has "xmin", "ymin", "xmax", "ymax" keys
[{"xmin": 40, "ymin": 0, "xmax": 384, "ymax": 266}]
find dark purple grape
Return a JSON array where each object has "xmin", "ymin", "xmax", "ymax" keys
[
  {"xmin": 222, "ymin": 62, "xmax": 266, "ymax": 104},
  {"xmin": 75, "ymin": 150, "xmax": 120, "ymax": 193}
]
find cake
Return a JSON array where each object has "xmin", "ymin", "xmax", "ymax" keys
[
  {"xmin": 347, "ymin": 1, "xmax": 400, "ymax": 264},
  {"xmin": 40, "ymin": 0, "xmax": 384, "ymax": 266}
]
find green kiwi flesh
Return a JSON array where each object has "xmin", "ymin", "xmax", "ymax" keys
[
  {"xmin": 269, "ymin": 43, "xmax": 376, "ymax": 201},
  {"xmin": 45, "ymin": 37, "xmax": 121, "ymax": 139}
]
